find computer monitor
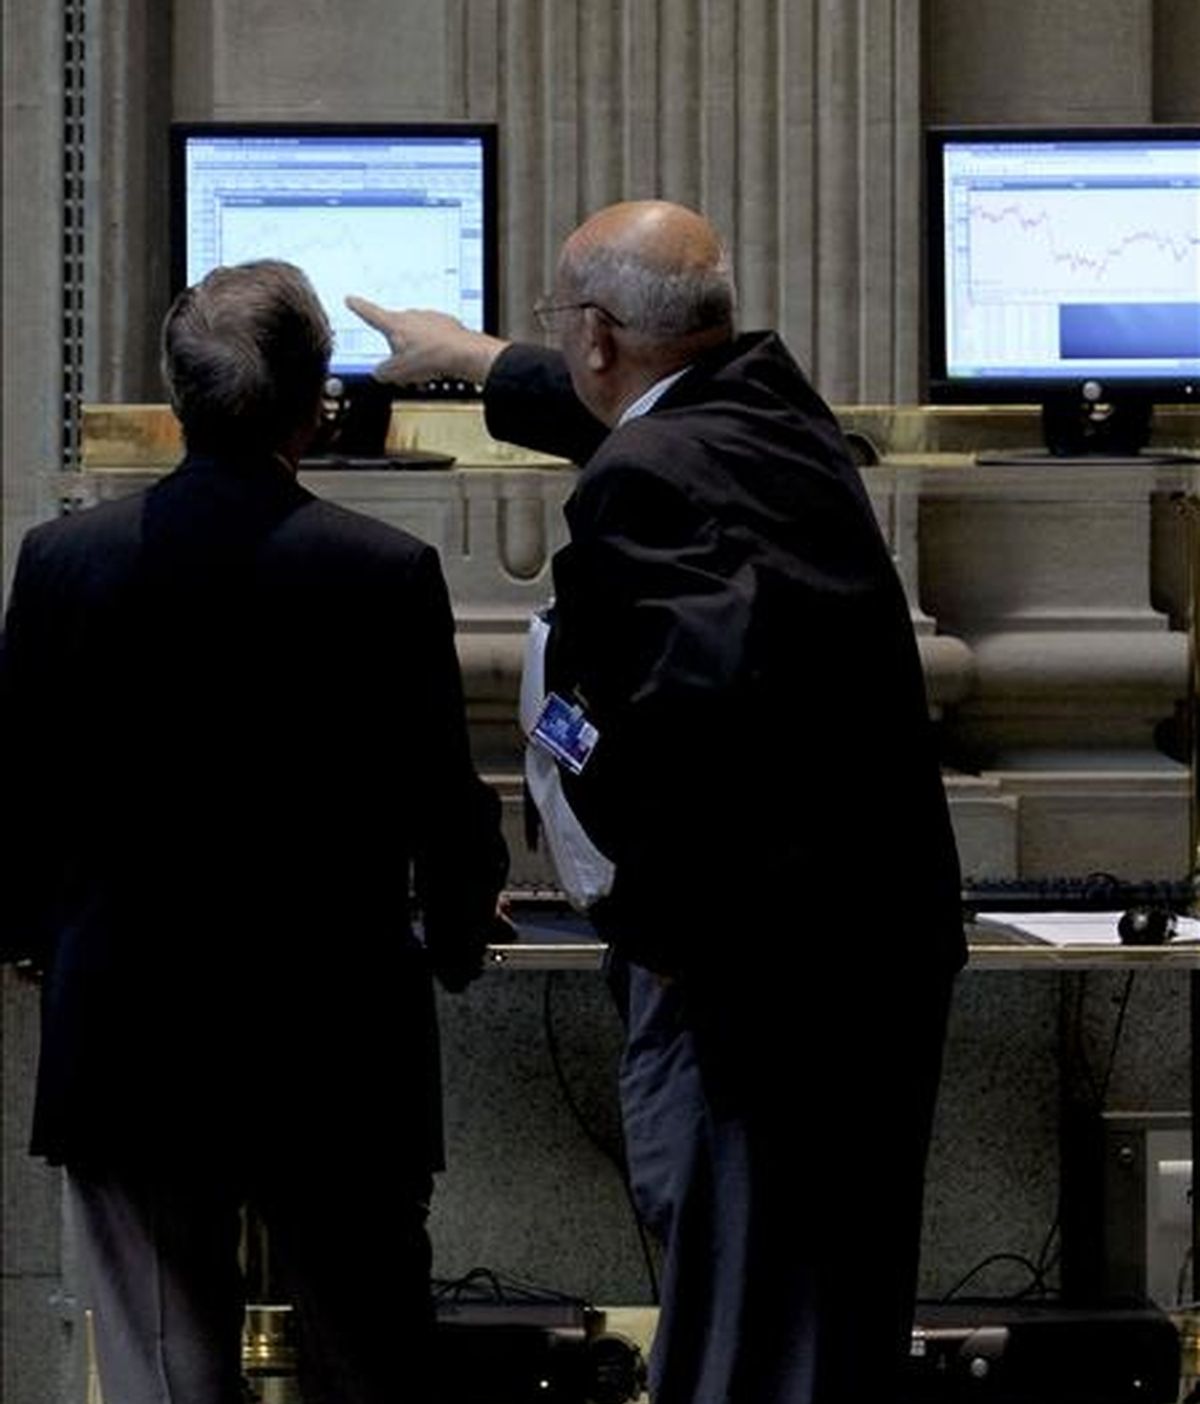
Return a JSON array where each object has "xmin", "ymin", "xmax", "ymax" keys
[
  {"xmin": 925, "ymin": 125, "xmax": 1200, "ymax": 461},
  {"xmin": 169, "ymin": 121, "xmax": 498, "ymax": 461}
]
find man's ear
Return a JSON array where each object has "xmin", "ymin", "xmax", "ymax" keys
[{"xmin": 584, "ymin": 308, "xmax": 618, "ymax": 371}]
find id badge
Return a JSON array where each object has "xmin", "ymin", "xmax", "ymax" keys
[{"xmin": 530, "ymin": 692, "xmax": 600, "ymax": 775}]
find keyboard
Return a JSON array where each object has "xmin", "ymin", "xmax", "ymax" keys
[
  {"xmin": 962, "ymin": 874, "xmax": 1196, "ymax": 915},
  {"xmin": 500, "ymin": 889, "xmax": 599, "ymax": 944}
]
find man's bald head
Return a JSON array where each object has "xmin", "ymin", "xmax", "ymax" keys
[{"xmin": 557, "ymin": 200, "xmax": 736, "ymax": 344}]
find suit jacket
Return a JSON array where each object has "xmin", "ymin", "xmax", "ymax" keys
[
  {"xmin": 487, "ymin": 332, "xmax": 965, "ymax": 979},
  {"xmin": 0, "ymin": 450, "xmax": 507, "ymax": 1171}
]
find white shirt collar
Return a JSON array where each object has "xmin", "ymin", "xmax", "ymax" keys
[{"xmin": 617, "ymin": 367, "xmax": 690, "ymax": 426}]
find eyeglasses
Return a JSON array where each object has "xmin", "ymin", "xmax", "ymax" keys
[{"xmin": 532, "ymin": 298, "xmax": 627, "ymax": 332}]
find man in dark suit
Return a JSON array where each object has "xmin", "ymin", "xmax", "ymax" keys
[
  {"xmin": 0, "ymin": 259, "xmax": 508, "ymax": 1403},
  {"xmin": 349, "ymin": 202, "xmax": 966, "ymax": 1403}
]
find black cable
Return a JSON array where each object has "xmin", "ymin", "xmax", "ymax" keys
[
  {"xmin": 1063, "ymin": 968, "xmax": 1137, "ymax": 1113},
  {"xmin": 1040, "ymin": 971, "xmax": 1136, "ymax": 1291},
  {"xmin": 434, "ymin": 1266, "xmax": 505, "ymax": 1303},
  {"xmin": 1096, "ymin": 970, "xmax": 1137, "ymax": 1107},
  {"xmin": 940, "ymin": 1252, "xmax": 1046, "ymax": 1303},
  {"xmin": 541, "ymin": 972, "xmax": 625, "ymax": 1169},
  {"xmin": 1070, "ymin": 971, "xmax": 1103, "ymax": 1108},
  {"xmin": 1017, "ymin": 1232, "xmax": 1061, "ymax": 1301},
  {"xmin": 1177, "ymin": 1245, "xmax": 1195, "ymax": 1309},
  {"xmin": 945, "ymin": 969, "xmax": 1139, "ymax": 1305},
  {"xmin": 542, "ymin": 972, "xmax": 661, "ymax": 1304},
  {"xmin": 433, "ymin": 1265, "xmax": 590, "ymax": 1306},
  {"xmin": 1045, "ymin": 972, "xmax": 1135, "ymax": 1287}
]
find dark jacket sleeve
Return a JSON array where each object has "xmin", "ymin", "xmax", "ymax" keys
[
  {"xmin": 0, "ymin": 532, "xmax": 56, "ymax": 968},
  {"xmin": 483, "ymin": 343, "xmax": 609, "ymax": 465},
  {"xmin": 405, "ymin": 546, "xmax": 509, "ymax": 990}
]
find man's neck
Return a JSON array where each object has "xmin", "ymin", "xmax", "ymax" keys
[
  {"xmin": 616, "ymin": 366, "xmax": 691, "ymax": 426},
  {"xmin": 609, "ymin": 326, "xmax": 734, "ymax": 424}
]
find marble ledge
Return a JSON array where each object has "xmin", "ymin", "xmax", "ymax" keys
[
  {"xmin": 79, "ymin": 402, "xmax": 568, "ymax": 471},
  {"xmin": 77, "ymin": 402, "xmax": 1200, "ymax": 473}
]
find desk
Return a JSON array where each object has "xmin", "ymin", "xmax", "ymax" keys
[
  {"xmin": 486, "ymin": 919, "xmax": 1200, "ymax": 973},
  {"xmin": 485, "ymin": 911, "xmax": 1200, "ymax": 1331}
]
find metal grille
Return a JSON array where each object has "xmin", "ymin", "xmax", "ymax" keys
[{"xmin": 62, "ymin": 0, "xmax": 87, "ymax": 472}]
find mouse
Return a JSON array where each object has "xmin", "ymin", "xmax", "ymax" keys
[
  {"xmin": 842, "ymin": 429, "xmax": 880, "ymax": 467},
  {"xmin": 1117, "ymin": 906, "xmax": 1172, "ymax": 946}
]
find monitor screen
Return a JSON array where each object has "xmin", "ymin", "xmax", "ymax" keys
[
  {"xmin": 170, "ymin": 122, "xmax": 498, "ymax": 379},
  {"xmin": 926, "ymin": 126, "xmax": 1200, "ymax": 407}
]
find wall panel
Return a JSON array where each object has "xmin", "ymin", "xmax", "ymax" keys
[
  {"xmin": 924, "ymin": 0, "xmax": 1154, "ymax": 125},
  {"xmin": 1153, "ymin": 0, "xmax": 1200, "ymax": 121},
  {"xmin": 127, "ymin": 0, "xmax": 924, "ymax": 399}
]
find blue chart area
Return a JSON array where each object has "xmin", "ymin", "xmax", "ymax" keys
[
  {"xmin": 966, "ymin": 186, "xmax": 1200, "ymax": 303},
  {"xmin": 218, "ymin": 203, "xmax": 465, "ymax": 361}
]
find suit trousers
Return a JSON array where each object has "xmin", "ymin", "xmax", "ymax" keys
[
  {"xmin": 67, "ymin": 1158, "xmax": 435, "ymax": 1404},
  {"xmin": 617, "ymin": 957, "xmax": 955, "ymax": 1404}
]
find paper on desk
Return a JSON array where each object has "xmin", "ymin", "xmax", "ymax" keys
[{"xmin": 976, "ymin": 911, "xmax": 1200, "ymax": 947}]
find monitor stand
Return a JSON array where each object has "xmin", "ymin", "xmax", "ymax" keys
[
  {"xmin": 977, "ymin": 390, "xmax": 1198, "ymax": 467},
  {"xmin": 301, "ymin": 376, "xmax": 455, "ymax": 471}
]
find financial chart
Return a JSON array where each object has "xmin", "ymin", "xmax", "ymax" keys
[
  {"xmin": 178, "ymin": 130, "xmax": 490, "ymax": 373},
  {"xmin": 941, "ymin": 137, "xmax": 1200, "ymax": 378},
  {"xmin": 218, "ymin": 201, "xmax": 468, "ymax": 366}
]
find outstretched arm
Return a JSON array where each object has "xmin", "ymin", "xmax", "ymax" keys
[
  {"xmin": 345, "ymin": 297, "xmax": 609, "ymax": 464},
  {"xmin": 344, "ymin": 298, "xmax": 510, "ymax": 387}
]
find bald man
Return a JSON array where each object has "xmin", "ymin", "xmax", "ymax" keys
[{"xmin": 350, "ymin": 202, "xmax": 965, "ymax": 1404}]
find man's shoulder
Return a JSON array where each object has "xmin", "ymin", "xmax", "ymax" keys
[
  {"xmin": 281, "ymin": 494, "xmax": 434, "ymax": 566},
  {"xmin": 577, "ymin": 423, "xmax": 693, "ymax": 496},
  {"xmin": 658, "ymin": 330, "xmax": 839, "ymax": 431},
  {"xmin": 589, "ymin": 390, "xmax": 756, "ymax": 484},
  {"xmin": 20, "ymin": 493, "xmax": 145, "ymax": 565},
  {"xmin": 600, "ymin": 332, "xmax": 855, "ymax": 484}
]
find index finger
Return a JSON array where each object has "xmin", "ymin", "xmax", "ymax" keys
[{"xmin": 344, "ymin": 294, "xmax": 391, "ymax": 331}]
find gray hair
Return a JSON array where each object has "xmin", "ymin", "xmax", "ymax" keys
[
  {"xmin": 161, "ymin": 259, "xmax": 332, "ymax": 453},
  {"xmin": 563, "ymin": 243, "xmax": 737, "ymax": 338}
]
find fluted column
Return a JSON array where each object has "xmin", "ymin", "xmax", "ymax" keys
[
  {"xmin": 1, "ymin": 0, "xmax": 64, "ymax": 589},
  {"xmin": 924, "ymin": 0, "xmax": 1154, "ymax": 124},
  {"xmin": 81, "ymin": 0, "xmax": 172, "ymax": 403},
  {"xmin": 470, "ymin": 0, "xmax": 924, "ymax": 402},
  {"xmin": 1153, "ymin": 0, "xmax": 1200, "ymax": 121}
]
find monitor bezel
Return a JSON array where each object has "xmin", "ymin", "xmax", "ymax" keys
[
  {"xmin": 924, "ymin": 123, "xmax": 1200, "ymax": 407},
  {"xmin": 168, "ymin": 119, "xmax": 500, "ymax": 344}
]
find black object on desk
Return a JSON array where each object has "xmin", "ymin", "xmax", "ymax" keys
[
  {"xmin": 1117, "ymin": 906, "xmax": 1174, "ymax": 946},
  {"xmin": 305, "ymin": 375, "xmax": 458, "ymax": 469},
  {"xmin": 904, "ymin": 1300, "xmax": 1180, "ymax": 1403},
  {"xmin": 962, "ymin": 873, "xmax": 1196, "ymax": 917},
  {"xmin": 433, "ymin": 1300, "xmax": 645, "ymax": 1404},
  {"xmin": 502, "ymin": 894, "xmax": 600, "ymax": 944},
  {"xmin": 300, "ymin": 448, "xmax": 456, "ymax": 471}
]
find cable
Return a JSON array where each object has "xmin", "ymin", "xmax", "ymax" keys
[
  {"xmin": 940, "ymin": 1252, "xmax": 1047, "ymax": 1303},
  {"xmin": 1070, "ymin": 971, "xmax": 1103, "ymax": 1108},
  {"xmin": 1096, "ymin": 971, "xmax": 1136, "ymax": 1107},
  {"xmin": 945, "ymin": 969, "xmax": 1139, "ymax": 1305},
  {"xmin": 1042, "ymin": 971, "xmax": 1135, "ymax": 1291},
  {"xmin": 1177, "ymin": 1246, "xmax": 1195, "ymax": 1310},
  {"xmin": 542, "ymin": 972, "xmax": 661, "ymax": 1304},
  {"xmin": 433, "ymin": 1265, "xmax": 590, "ymax": 1307}
]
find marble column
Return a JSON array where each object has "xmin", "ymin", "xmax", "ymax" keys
[
  {"xmin": 1, "ymin": 0, "xmax": 65, "ymax": 591},
  {"xmin": 1153, "ymin": 0, "xmax": 1200, "ymax": 121},
  {"xmin": 1, "ymin": 4, "xmax": 74, "ymax": 1400},
  {"xmin": 81, "ymin": 0, "xmax": 172, "ymax": 404},
  {"xmin": 924, "ymin": 0, "xmax": 1154, "ymax": 124}
]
